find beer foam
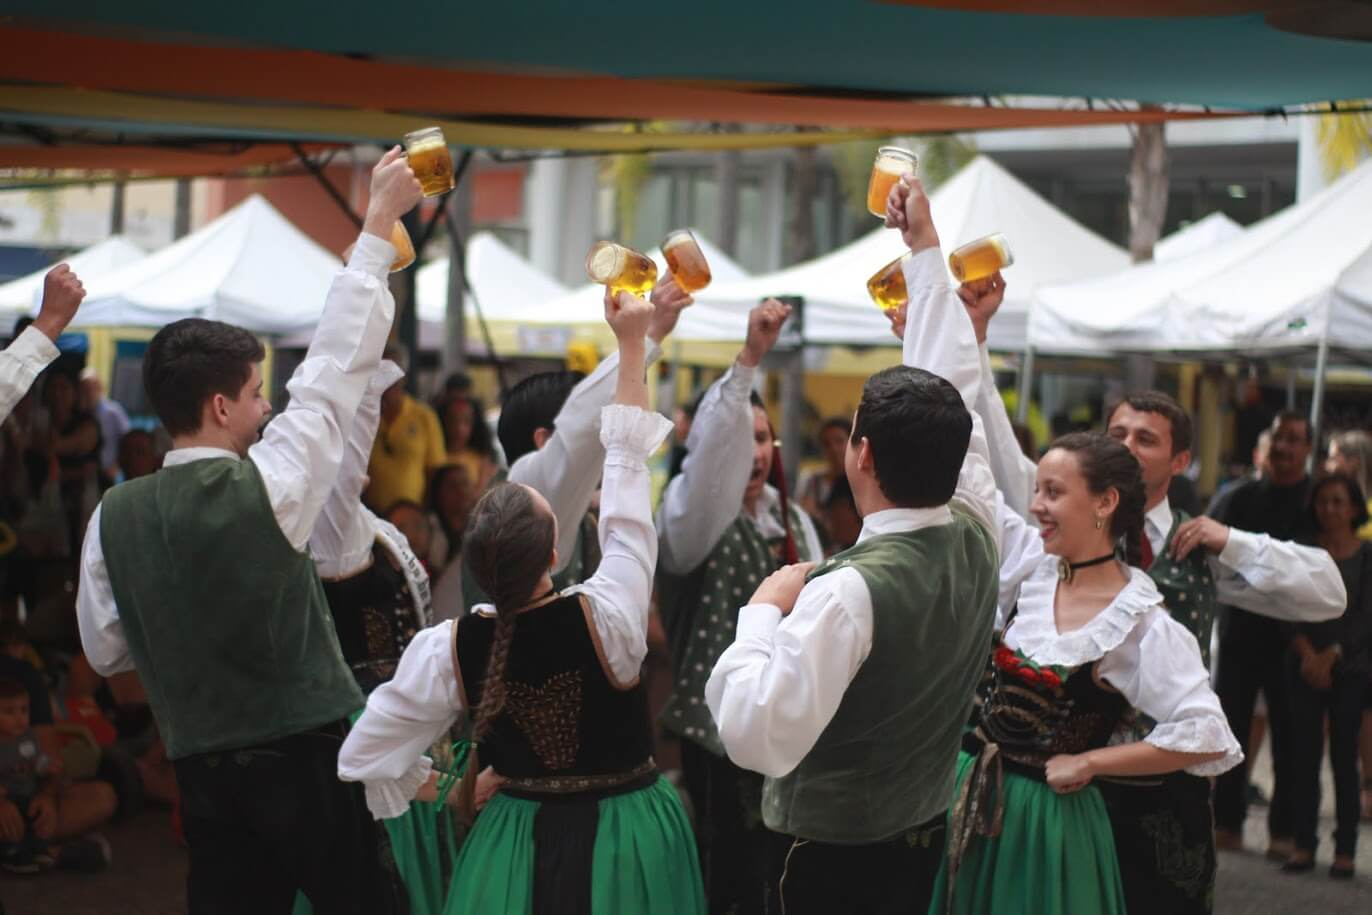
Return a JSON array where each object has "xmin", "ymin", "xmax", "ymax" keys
[
  {"xmin": 407, "ymin": 136, "xmax": 447, "ymax": 154},
  {"xmin": 587, "ymin": 244, "xmax": 623, "ymax": 282},
  {"xmin": 874, "ymin": 154, "xmax": 916, "ymax": 177}
]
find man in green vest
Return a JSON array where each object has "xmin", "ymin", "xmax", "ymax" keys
[
  {"xmin": 705, "ymin": 178, "xmax": 1001, "ymax": 915},
  {"xmin": 656, "ymin": 298, "xmax": 823, "ymax": 915},
  {"xmin": 958, "ymin": 267, "xmax": 1345, "ymax": 915},
  {"xmin": 74, "ymin": 148, "xmax": 421, "ymax": 915}
]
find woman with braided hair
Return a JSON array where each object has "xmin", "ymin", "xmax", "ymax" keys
[{"xmin": 339, "ymin": 288, "xmax": 704, "ymax": 915}]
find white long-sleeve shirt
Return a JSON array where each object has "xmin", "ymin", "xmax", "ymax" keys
[
  {"xmin": 972, "ymin": 342, "xmax": 1346, "ymax": 623},
  {"xmin": 508, "ymin": 343, "xmax": 660, "ymax": 575},
  {"xmin": 657, "ymin": 361, "xmax": 822, "ymax": 576},
  {"xmin": 705, "ymin": 247, "xmax": 1000, "ymax": 778},
  {"xmin": 337, "ymin": 404, "xmax": 673, "ymax": 819},
  {"xmin": 0, "ymin": 327, "xmax": 59, "ymax": 425},
  {"xmin": 75, "ymin": 232, "xmax": 398, "ymax": 677}
]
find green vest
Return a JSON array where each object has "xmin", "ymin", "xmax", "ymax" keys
[
  {"xmin": 1148, "ymin": 509, "xmax": 1216, "ymax": 666},
  {"xmin": 762, "ymin": 509, "xmax": 999, "ymax": 844},
  {"xmin": 658, "ymin": 507, "xmax": 814, "ymax": 755},
  {"xmin": 99, "ymin": 458, "xmax": 363, "ymax": 760}
]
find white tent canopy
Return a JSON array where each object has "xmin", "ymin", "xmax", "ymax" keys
[
  {"xmin": 1029, "ymin": 159, "xmax": 1372, "ymax": 356},
  {"xmin": 74, "ymin": 195, "xmax": 342, "ymax": 335},
  {"xmin": 1154, "ymin": 212, "xmax": 1243, "ymax": 262},
  {"xmin": 675, "ymin": 156, "xmax": 1128, "ymax": 350},
  {"xmin": 510, "ymin": 231, "xmax": 749, "ymax": 330},
  {"xmin": 0, "ymin": 236, "xmax": 148, "ymax": 323},
  {"xmin": 414, "ymin": 232, "xmax": 567, "ymax": 350}
]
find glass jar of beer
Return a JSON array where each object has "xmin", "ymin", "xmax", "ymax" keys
[
  {"xmin": 866, "ymin": 253, "xmax": 910, "ymax": 311},
  {"xmin": 867, "ymin": 147, "xmax": 918, "ymax": 218},
  {"xmin": 402, "ymin": 127, "xmax": 455, "ymax": 198},
  {"xmin": 661, "ymin": 229, "xmax": 712, "ymax": 293},
  {"xmin": 389, "ymin": 222, "xmax": 417, "ymax": 272},
  {"xmin": 948, "ymin": 234, "xmax": 1013, "ymax": 283},
  {"xmin": 586, "ymin": 241, "xmax": 658, "ymax": 296}
]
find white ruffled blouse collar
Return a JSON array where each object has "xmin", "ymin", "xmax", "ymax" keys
[{"xmin": 1007, "ymin": 559, "xmax": 1164, "ymax": 668}]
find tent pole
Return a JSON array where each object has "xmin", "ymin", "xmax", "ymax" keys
[
  {"xmin": 1309, "ymin": 333, "xmax": 1331, "ymax": 466},
  {"xmin": 1016, "ymin": 345, "xmax": 1035, "ymax": 425},
  {"xmin": 1285, "ymin": 364, "xmax": 1297, "ymax": 409}
]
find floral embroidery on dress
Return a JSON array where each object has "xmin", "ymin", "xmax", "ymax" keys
[{"xmin": 506, "ymin": 670, "xmax": 584, "ymax": 770}]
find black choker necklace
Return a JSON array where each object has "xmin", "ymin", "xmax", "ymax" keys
[{"xmin": 1057, "ymin": 552, "xmax": 1116, "ymax": 584}]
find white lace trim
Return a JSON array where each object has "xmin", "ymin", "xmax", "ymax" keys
[
  {"xmin": 599, "ymin": 404, "xmax": 673, "ymax": 459},
  {"xmin": 361, "ymin": 756, "xmax": 432, "ymax": 821},
  {"xmin": 1146, "ymin": 716, "xmax": 1245, "ymax": 777},
  {"xmin": 1010, "ymin": 562, "xmax": 1164, "ymax": 667}
]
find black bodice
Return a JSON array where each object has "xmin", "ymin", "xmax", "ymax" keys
[
  {"xmin": 968, "ymin": 638, "xmax": 1130, "ymax": 776},
  {"xmin": 455, "ymin": 594, "xmax": 652, "ymax": 780},
  {"xmin": 321, "ymin": 543, "xmax": 423, "ymax": 694}
]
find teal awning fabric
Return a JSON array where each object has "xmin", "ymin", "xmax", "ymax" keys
[{"xmin": 4, "ymin": 2, "xmax": 1371, "ymax": 109}]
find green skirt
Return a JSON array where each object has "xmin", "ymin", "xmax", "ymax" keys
[
  {"xmin": 929, "ymin": 751, "xmax": 1127, "ymax": 915},
  {"xmin": 445, "ymin": 775, "xmax": 705, "ymax": 915}
]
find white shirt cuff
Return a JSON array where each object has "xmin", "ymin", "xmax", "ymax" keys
[
  {"xmin": 9, "ymin": 326, "xmax": 60, "ymax": 369},
  {"xmin": 736, "ymin": 603, "xmax": 784, "ymax": 640},
  {"xmin": 599, "ymin": 404, "xmax": 673, "ymax": 461},
  {"xmin": 361, "ymin": 756, "xmax": 433, "ymax": 820},
  {"xmin": 1217, "ymin": 527, "xmax": 1258, "ymax": 568},
  {"xmin": 349, "ymin": 232, "xmax": 396, "ymax": 280}
]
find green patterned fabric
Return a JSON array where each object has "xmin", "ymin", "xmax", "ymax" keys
[
  {"xmin": 658, "ymin": 507, "xmax": 813, "ymax": 756},
  {"xmin": 1148, "ymin": 509, "xmax": 1216, "ymax": 666},
  {"xmin": 929, "ymin": 751, "xmax": 1127, "ymax": 915},
  {"xmin": 764, "ymin": 511, "xmax": 999, "ymax": 842},
  {"xmin": 443, "ymin": 776, "xmax": 705, "ymax": 915}
]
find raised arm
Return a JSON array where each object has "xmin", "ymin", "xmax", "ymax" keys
[
  {"xmin": 568, "ymin": 290, "xmax": 674, "ymax": 686},
  {"xmin": 0, "ymin": 266, "xmax": 81, "ymax": 424},
  {"xmin": 509, "ymin": 277, "xmax": 687, "ymax": 575},
  {"xmin": 657, "ymin": 299, "xmax": 790, "ymax": 575},
  {"xmin": 250, "ymin": 149, "xmax": 421, "ymax": 551},
  {"xmin": 310, "ymin": 360, "xmax": 405, "ymax": 578},
  {"xmin": 1166, "ymin": 516, "xmax": 1348, "ymax": 622}
]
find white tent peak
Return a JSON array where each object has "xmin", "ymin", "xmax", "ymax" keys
[
  {"xmin": 1030, "ymin": 158, "xmax": 1372, "ymax": 354},
  {"xmin": 75, "ymin": 194, "xmax": 343, "ymax": 335},
  {"xmin": 416, "ymin": 232, "xmax": 566, "ymax": 325},
  {"xmin": 1154, "ymin": 212, "xmax": 1243, "ymax": 262},
  {"xmin": 0, "ymin": 235, "xmax": 148, "ymax": 320},
  {"xmin": 677, "ymin": 155, "xmax": 1127, "ymax": 350}
]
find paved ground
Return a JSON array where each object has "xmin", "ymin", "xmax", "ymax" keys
[{"xmin": 3, "ymin": 744, "xmax": 1368, "ymax": 914}]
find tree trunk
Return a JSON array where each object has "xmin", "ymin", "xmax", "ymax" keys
[
  {"xmin": 1127, "ymin": 117, "xmax": 1169, "ymax": 263},
  {"xmin": 786, "ymin": 146, "xmax": 818, "ymax": 265},
  {"xmin": 110, "ymin": 180, "xmax": 126, "ymax": 235},
  {"xmin": 173, "ymin": 178, "xmax": 192, "ymax": 239},
  {"xmin": 715, "ymin": 149, "xmax": 740, "ymax": 258}
]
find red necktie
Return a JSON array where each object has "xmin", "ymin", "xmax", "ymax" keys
[{"xmin": 1139, "ymin": 528, "xmax": 1155, "ymax": 570}]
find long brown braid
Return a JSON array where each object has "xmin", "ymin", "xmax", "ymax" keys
[{"xmin": 455, "ymin": 482, "xmax": 555, "ymax": 821}]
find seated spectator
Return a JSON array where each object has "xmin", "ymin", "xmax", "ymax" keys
[
  {"xmin": 0, "ymin": 677, "xmax": 111, "ymax": 874},
  {"xmin": 823, "ymin": 474, "xmax": 862, "ymax": 554},
  {"xmin": 797, "ymin": 417, "xmax": 850, "ymax": 521}
]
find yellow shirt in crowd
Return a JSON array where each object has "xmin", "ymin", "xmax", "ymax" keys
[{"xmin": 366, "ymin": 394, "xmax": 446, "ymax": 512}]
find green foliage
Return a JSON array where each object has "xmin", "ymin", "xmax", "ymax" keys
[{"xmin": 1316, "ymin": 102, "xmax": 1372, "ymax": 181}]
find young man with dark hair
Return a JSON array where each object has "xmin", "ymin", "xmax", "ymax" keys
[
  {"xmin": 74, "ymin": 148, "xmax": 422, "ymax": 915},
  {"xmin": 960, "ymin": 271, "xmax": 1344, "ymax": 914},
  {"xmin": 656, "ymin": 298, "xmax": 824, "ymax": 915},
  {"xmin": 706, "ymin": 179, "xmax": 1000, "ymax": 915}
]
